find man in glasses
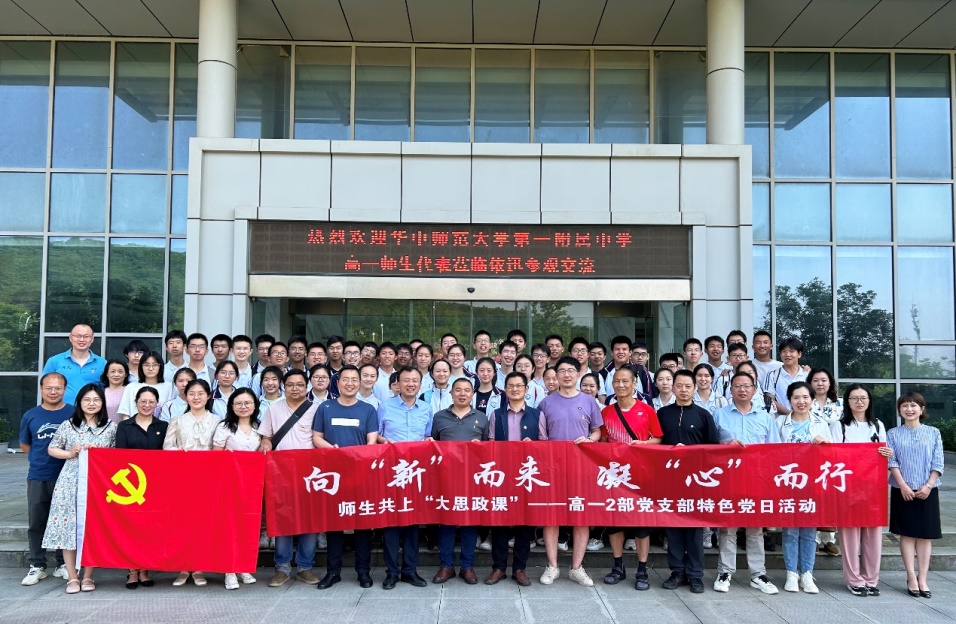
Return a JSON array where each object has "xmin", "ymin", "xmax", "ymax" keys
[{"xmin": 42, "ymin": 323, "xmax": 106, "ymax": 405}]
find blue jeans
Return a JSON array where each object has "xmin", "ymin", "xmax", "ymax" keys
[
  {"xmin": 782, "ymin": 527, "xmax": 816, "ymax": 574},
  {"xmin": 438, "ymin": 525, "xmax": 477, "ymax": 570},
  {"xmin": 274, "ymin": 533, "xmax": 317, "ymax": 574}
]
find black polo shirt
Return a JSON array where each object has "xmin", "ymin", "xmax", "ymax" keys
[{"xmin": 115, "ymin": 417, "xmax": 168, "ymax": 450}]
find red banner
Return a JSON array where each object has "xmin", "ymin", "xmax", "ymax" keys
[
  {"xmin": 265, "ymin": 442, "xmax": 887, "ymax": 535},
  {"xmin": 81, "ymin": 449, "xmax": 265, "ymax": 573}
]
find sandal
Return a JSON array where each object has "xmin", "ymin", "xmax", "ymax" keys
[
  {"xmin": 80, "ymin": 578, "xmax": 95, "ymax": 592},
  {"xmin": 126, "ymin": 571, "xmax": 139, "ymax": 590},
  {"xmin": 139, "ymin": 570, "xmax": 154, "ymax": 587},
  {"xmin": 65, "ymin": 579, "xmax": 80, "ymax": 595},
  {"xmin": 603, "ymin": 567, "xmax": 626, "ymax": 585}
]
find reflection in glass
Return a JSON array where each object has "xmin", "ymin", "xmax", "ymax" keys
[
  {"xmin": 475, "ymin": 49, "xmax": 530, "ymax": 143},
  {"xmin": 167, "ymin": 239, "xmax": 186, "ymax": 331},
  {"xmin": 45, "ymin": 337, "xmax": 101, "ymax": 362},
  {"xmin": 896, "ymin": 55, "xmax": 951, "ymax": 179},
  {"xmin": 0, "ymin": 41, "xmax": 50, "ymax": 168},
  {"xmin": 900, "ymin": 346, "xmax": 956, "ymax": 380},
  {"xmin": 104, "ymin": 336, "xmax": 162, "ymax": 361},
  {"xmin": 354, "ymin": 47, "xmax": 410, "ymax": 141},
  {"xmin": 171, "ymin": 175, "xmax": 187, "ymax": 236},
  {"xmin": 0, "ymin": 237, "xmax": 42, "ymax": 370},
  {"xmin": 534, "ymin": 50, "xmax": 589, "ymax": 144},
  {"xmin": 746, "ymin": 53, "xmax": 770, "ymax": 178},
  {"xmin": 835, "ymin": 184, "xmax": 890, "ymax": 242},
  {"xmin": 897, "ymin": 184, "xmax": 953, "ymax": 243},
  {"xmin": 236, "ymin": 45, "xmax": 291, "ymax": 139},
  {"xmin": 0, "ymin": 378, "xmax": 41, "ymax": 432},
  {"xmin": 0, "ymin": 173, "xmax": 45, "ymax": 232},
  {"xmin": 594, "ymin": 51, "xmax": 649, "ymax": 144},
  {"xmin": 900, "ymin": 383, "xmax": 956, "ymax": 424},
  {"xmin": 49, "ymin": 173, "xmax": 106, "ymax": 233},
  {"xmin": 294, "ymin": 46, "xmax": 350, "ymax": 140},
  {"xmin": 753, "ymin": 183, "xmax": 770, "ymax": 241},
  {"xmin": 45, "ymin": 237, "xmax": 104, "ymax": 332},
  {"xmin": 52, "ymin": 42, "xmax": 110, "ymax": 169},
  {"xmin": 107, "ymin": 238, "xmax": 165, "ymax": 332},
  {"xmin": 774, "ymin": 183, "xmax": 830, "ymax": 241},
  {"xmin": 111, "ymin": 174, "xmax": 166, "ymax": 234},
  {"xmin": 835, "ymin": 54, "xmax": 889, "ymax": 179},
  {"xmin": 654, "ymin": 52, "xmax": 706, "ymax": 144},
  {"xmin": 172, "ymin": 44, "xmax": 197, "ymax": 171},
  {"xmin": 836, "ymin": 247, "xmax": 894, "ymax": 378},
  {"xmin": 414, "ymin": 48, "xmax": 470, "ymax": 142},
  {"xmin": 753, "ymin": 245, "xmax": 770, "ymax": 333},
  {"xmin": 897, "ymin": 247, "xmax": 955, "ymax": 341},
  {"xmin": 773, "ymin": 246, "xmax": 832, "ymax": 370},
  {"xmin": 868, "ymin": 384, "xmax": 899, "ymax": 433},
  {"xmin": 113, "ymin": 43, "xmax": 170, "ymax": 170},
  {"xmin": 774, "ymin": 53, "xmax": 829, "ymax": 178}
]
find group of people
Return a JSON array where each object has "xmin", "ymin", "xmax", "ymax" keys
[{"xmin": 22, "ymin": 323, "xmax": 943, "ymax": 598}]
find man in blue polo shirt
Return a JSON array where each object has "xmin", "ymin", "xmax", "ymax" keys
[
  {"xmin": 41, "ymin": 324, "xmax": 105, "ymax": 405},
  {"xmin": 18, "ymin": 373, "xmax": 72, "ymax": 586}
]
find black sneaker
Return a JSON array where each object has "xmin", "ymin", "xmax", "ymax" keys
[
  {"xmin": 662, "ymin": 571, "xmax": 688, "ymax": 590},
  {"xmin": 866, "ymin": 585, "xmax": 880, "ymax": 597},
  {"xmin": 847, "ymin": 584, "xmax": 867, "ymax": 596},
  {"xmin": 689, "ymin": 577, "xmax": 705, "ymax": 594}
]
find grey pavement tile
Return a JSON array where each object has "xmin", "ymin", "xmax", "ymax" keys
[
  {"xmin": 266, "ymin": 601, "xmax": 357, "ymax": 621},
  {"xmin": 4, "ymin": 598, "xmax": 115, "ymax": 623},
  {"xmin": 438, "ymin": 579, "xmax": 521, "ymax": 598},
  {"xmin": 438, "ymin": 597, "xmax": 526, "ymax": 624},
  {"xmin": 521, "ymin": 597, "xmax": 613, "ymax": 623},
  {"xmin": 164, "ymin": 601, "xmax": 274, "ymax": 624},
  {"xmin": 350, "ymin": 598, "xmax": 440, "ymax": 624},
  {"xmin": 684, "ymin": 600, "xmax": 788, "ymax": 624},
  {"xmin": 602, "ymin": 600, "xmax": 700, "ymax": 624}
]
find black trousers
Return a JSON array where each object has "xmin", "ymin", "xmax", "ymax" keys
[
  {"xmin": 490, "ymin": 525, "xmax": 534, "ymax": 573},
  {"xmin": 27, "ymin": 479, "xmax": 63, "ymax": 569},
  {"xmin": 383, "ymin": 526, "xmax": 419, "ymax": 576},
  {"xmin": 325, "ymin": 530, "xmax": 372, "ymax": 576},
  {"xmin": 665, "ymin": 527, "xmax": 704, "ymax": 580}
]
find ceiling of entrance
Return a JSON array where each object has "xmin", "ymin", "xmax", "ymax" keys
[{"xmin": 2, "ymin": 0, "xmax": 956, "ymax": 49}]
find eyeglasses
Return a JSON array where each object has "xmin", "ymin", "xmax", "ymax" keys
[
  {"xmin": 233, "ymin": 401, "xmax": 256, "ymax": 408},
  {"xmin": 505, "ymin": 384, "xmax": 526, "ymax": 390},
  {"xmin": 556, "ymin": 369, "xmax": 578, "ymax": 375},
  {"xmin": 187, "ymin": 344, "xmax": 206, "ymax": 350},
  {"xmin": 42, "ymin": 386, "xmax": 64, "ymax": 392},
  {"xmin": 848, "ymin": 396, "xmax": 869, "ymax": 403},
  {"xmin": 532, "ymin": 353, "xmax": 548, "ymax": 359},
  {"xmin": 271, "ymin": 351, "xmax": 288, "ymax": 357},
  {"xmin": 70, "ymin": 334, "xmax": 94, "ymax": 340},
  {"xmin": 344, "ymin": 350, "xmax": 361, "ymax": 356},
  {"xmin": 285, "ymin": 383, "xmax": 307, "ymax": 389},
  {"xmin": 81, "ymin": 397, "xmax": 103, "ymax": 404},
  {"xmin": 731, "ymin": 384, "xmax": 754, "ymax": 390},
  {"xmin": 570, "ymin": 348, "xmax": 588, "ymax": 355},
  {"xmin": 311, "ymin": 376, "xmax": 330, "ymax": 381}
]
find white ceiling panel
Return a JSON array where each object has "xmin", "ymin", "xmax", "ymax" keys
[
  {"xmin": 141, "ymin": 0, "xmax": 198, "ymax": 38},
  {"xmin": 341, "ymin": 0, "xmax": 412, "ymax": 42},
  {"xmin": 238, "ymin": 0, "xmax": 291, "ymax": 39},
  {"xmin": 16, "ymin": 0, "xmax": 108, "ymax": 36},
  {"xmin": 0, "ymin": 0, "xmax": 50, "ymax": 34},
  {"xmin": 838, "ymin": 0, "xmax": 949, "ymax": 47},
  {"xmin": 744, "ymin": 0, "xmax": 810, "ymax": 46},
  {"xmin": 473, "ymin": 0, "xmax": 538, "ymax": 44},
  {"xmin": 897, "ymin": 0, "xmax": 956, "ymax": 49},
  {"xmin": 78, "ymin": 0, "xmax": 169, "ymax": 37},
  {"xmin": 775, "ymin": 0, "xmax": 880, "ymax": 47},
  {"xmin": 654, "ymin": 0, "xmax": 706, "ymax": 46},
  {"xmin": 534, "ymin": 0, "xmax": 604, "ymax": 45},
  {"xmin": 594, "ymin": 0, "xmax": 673, "ymax": 46},
  {"xmin": 407, "ymin": 0, "xmax": 472, "ymax": 43},
  {"xmin": 273, "ymin": 0, "xmax": 351, "ymax": 41}
]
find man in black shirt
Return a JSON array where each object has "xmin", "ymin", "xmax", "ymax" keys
[{"xmin": 656, "ymin": 369, "xmax": 719, "ymax": 593}]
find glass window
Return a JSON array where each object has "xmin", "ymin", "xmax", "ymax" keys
[
  {"xmin": 897, "ymin": 247, "xmax": 955, "ymax": 341},
  {"xmin": 112, "ymin": 43, "xmax": 170, "ymax": 170},
  {"xmin": 774, "ymin": 53, "xmax": 830, "ymax": 178},
  {"xmin": 172, "ymin": 44, "xmax": 197, "ymax": 171},
  {"xmin": 897, "ymin": 184, "xmax": 953, "ymax": 243},
  {"xmin": 45, "ymin": 336, "xmax": 101, "ymax": 361},
  {"xmin": 836, "ymin": 247, "xmax": 894, "ymax": 378},
  {"xmin": 294, "ymin": 46, "xmax": 351, "ymax": 140},
  {"xmin": 901, "ymin": 346, "xmax": 956, "ymax": 380},
  {"xmin": 868, "ymin": 383, "xmax": 899, "ymax": 434},
  {"xmin": 236, "ymin": 45, "xmax": 291, "ymax": 140},
  {"xmin": 107, "ymin": 238, "xmax": 165, "ymax": 332},
  {"xmin": 167, "ymin": 239, "xmax": 186, "ymax": 331},
  {"xmin": 49, "ymin": 173, "xmax": 106, "ymax": 233},
  {"xmin": 654, "ymin": 52, "xmax": 706, "ymax": 144},
  {"xmin": 753, "ymin": 183, "xmax": 770, "ymax": 241},
  {"xmin": 774, "ymin": 183, "xmax": 830, "ymax": 241},
  {"xmin": 834, "ymin": 54, "xmax": 890, "ymax": 179},
  {"xmin": 110, "ymin": 174, "xmax": 166, "ymax": 234},
  {"xmin": 896, "ymin": 55, "xmax": 951, "ymax": 180},
  {"xmin": 475, "ymin": 49, "xmax": 530, "ymax": 143},
  {"xmin": 594, "ymin": 51, "xmax": 649, "ymax": 144},
  {"xmin": 0, "ymin": 237, "xmax": 42, "ymax": 371},
  {"xmin": 45, "ymin": 237, "xmax": 104, "ymax": 332},
  {"xmin": 104, "ymin": 336, "xmax": 162, "ymax": 361},
  {"xmin": 354, "ymin": 47, "xmax": 410, "ymax": 142},
  {"xmin": 900, "ymin": 384, "xmax": 956, "ymax": 424},
  {"xmin": 0, "ymin": 41, "xmax": 50, "ymax": 168},
  {"xmin": 0, "ymin": 173, "xmax": 45, "ymax": 232},
  {"xmin": 774, "ymin": 246, "xmax": 833, "ymax": 370},
  {"xmin": 835, "ymin": 184, "xmax": 891, "ymax": 242},
  {"xmin": 52, "ymin": 42, "xmax": 110, "ymax": 169},
  {"xmin": 414, "ymin": 48, "xmax": 470, "ymax": 142},
  {"xmin": 534, "ymin": 50, "xmax": 589, "ymax": 144},
  {"xmin": 171, "ymin": 175, "xmax": 187, "ymax": 236},
  {"xmin": 753, "ymin": 245, "xmax": 771, "ymax": 333},
  {"xmin": 0, "ymin": 377, "xmax": 40, "ymax": 435},
  {"xmin": 746, "ymin": 52, "xmax": 770, "ymax": 178}
]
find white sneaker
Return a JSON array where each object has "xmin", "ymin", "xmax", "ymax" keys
[
  {"xmin": 800, "ymin": 572, "xmax": 818, "ymax": 594},
  {"xmin": 259, "ymin": 531, "xmax": 270, "ymax": 549},
  {"xmin": 268, "ymin": 537, "xmax": 275, "ymax": 549},
  {"xmin": 240, "ymin": 573, "xmax": 257, "ymax": 584},
  {"xmin": 540, "ymin": 565, "xmax": 560, "ymax": 585},
  {"xmin": 569, "ymin": 566, "xmax": 594, "ymax": 587},
  {"xmin": 750, "ymin": 574, "xmax": 779, "ymax": 595},
  {"xmin": 585, "ymin": 538, "xmax": 603, "ymax": 551},
  {"xmin": 713, "ymin": 572, "xmax": 731, "ymax": 592},
  {"xmin": 317, "ymin": 533, "xmax": 327, "ymax": 550},
  {"xmin": 21, "ymin": 566, "xmax": 47, "ymax": 586},
  {"xmin": 623, "ymin": 539, "xmax": 636, "ymax": 551},
  {"xmin": 784, "ymin": 571, "xmax": 799, "ymax": 592},
  {"xmin": 478, "ymin": 538, "xmax": 492, "ymax": 551},
  {"xmin": 225, "ymin": 573, "xmax": 239, "ymax": 590},
  {"xmin": 52, "ymin": 565, "xmax": 69, "ymax": 580},
  {"xmin": 557, "ymin": 540, "xmax": 569, "ymax": 552},
  {"xmin": 508, "ymin": 538, "xmax": 515, "ymax": 548},
  {"xmin": 536, "ymin": 537, "xmax": 545, "ymax": 546}
]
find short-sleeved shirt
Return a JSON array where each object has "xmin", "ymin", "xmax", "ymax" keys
[
  {"xmin": 377, "ymin": 396, "xmax": 433, "ymax": 442},
  {"xmin": 431, "ymin": 407, "xmax": 489, "ymax": 442},
  {"xmin": 115, "ymin": 417, "xmax": 168, "ymax": 450},
  {"xmin": 42, "ymin": 350, "xmax": 107, "ymax": 405},
  {"xmin": 713, "ymin": 403, "xmax": 781, "ymax": 444},
  {"xmin": 19, "ymin": 405, "xmax": 72, "ymax": 481},
  {"xmin": 601, "ymin": 401, "xmax": 662, "ymax": 443},
  {"xmin": 538, "ymin": 391, "xmax": 603, "ymax": 441},
  {"xmin": 212, "ymin": 422, "xmax": 262, "ymax": 451},
  {"xmin": 312, "ymin": 399, "xmax": 378, "ymax": 448},
  {"xmin": 257, "ymin": 399, "xmax": 319, "ymax": 450}
]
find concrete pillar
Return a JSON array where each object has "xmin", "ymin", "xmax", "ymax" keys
[
  {"xmin": 197, "ymin": 0, "xmax": 237, "ymax": 138},
  {"xmin": 706, "ymin": 0, "xmax": 745, "ymax": 145}
]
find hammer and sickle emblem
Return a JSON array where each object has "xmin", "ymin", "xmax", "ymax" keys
[{"xmin": 106, "ymin": 463, "xmax": 147, "ymax": 506}]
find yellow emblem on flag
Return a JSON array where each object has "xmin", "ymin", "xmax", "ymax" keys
[{"xmin": 106, "ymin": 463, "xmax": 147, "ymax": 505}]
